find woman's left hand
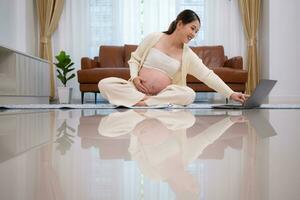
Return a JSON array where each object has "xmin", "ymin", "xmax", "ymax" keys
[{"xmin": 230, "ymin": 92, "xmax": 250, "ymax": 104}]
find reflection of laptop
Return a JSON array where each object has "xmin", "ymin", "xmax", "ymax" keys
[
  {"xmin": 245, "ymin": 110, "xmax": 277, "ymax": 138},
  {"xmin": 212, "ymin": 79, "xmax": 277, "ymax": 109}
]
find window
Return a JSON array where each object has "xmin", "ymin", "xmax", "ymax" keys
[
  {"xmin": 89, "ymin": 0, "xmax": 113, "ymax": 55},
  {"xmin": 177, "ymin": 0, "xmax": 206, "ymax": 45},
  {"xmin": 88, "ymin": 0, "xmax": 206, "ymax": 55}
]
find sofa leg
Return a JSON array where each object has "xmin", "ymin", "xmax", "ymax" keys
[
  {"xmin": 81, "ymin": 92, "xmax": 84, "ymax": 104},
  {"xmin": 94, "ymin": 92, "xmax": 97, "ymax": 104}
]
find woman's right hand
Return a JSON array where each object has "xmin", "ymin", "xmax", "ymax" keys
[{"xmin": 133, "ymin": 76, "xmax": 150, "ymax": 94}]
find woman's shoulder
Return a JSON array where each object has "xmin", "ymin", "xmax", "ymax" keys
[
  {"xmin": 184, "ymin": 44, "xmax": 197, "ymax": 56},
  {"xmin": 138, "ymin": 32, "xmax": 163, "ymax": 46},
  {"xmin": 143, "ymin": 32, "xmax": 163, "ymax": 41},
  {"xmin": 183, "ymin": 44, "xmax": 203, "ymax": 62}
]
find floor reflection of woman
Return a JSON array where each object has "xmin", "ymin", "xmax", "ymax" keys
[{"xmin": 98, "ymin": 110, "xmax": 246, "ymax": 199}]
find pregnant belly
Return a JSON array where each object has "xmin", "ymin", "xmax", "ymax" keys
[{"xmin": 139, "ymin": 67, "xmax": 172, "ymax": 95}]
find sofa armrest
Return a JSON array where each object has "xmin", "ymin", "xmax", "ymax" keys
[
  {"xmin": 81, "ymin": 57, "xmax": 100, "ymax": 69},
  {"xmin": 224, "ymin": 56, "xmax": 243, "ymax": 69}
]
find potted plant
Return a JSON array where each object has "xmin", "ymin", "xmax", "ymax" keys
[{"xmin": 55, "ymin": 51, "xmax": 75, "ymax": 104}]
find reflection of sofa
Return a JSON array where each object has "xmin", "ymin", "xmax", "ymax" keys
[
  {"xmin": 77, "ymin": 114, "xmax": 248, "ymax": 161},
  {"xmin": 77, "ymin": 115, "xmax": 131, "ymax": 160},
  {"xmin": 77, "ymin": 45, "xmax": 248, "ymax": 103}
]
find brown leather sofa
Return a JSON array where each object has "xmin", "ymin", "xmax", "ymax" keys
[{"xmin": 77, "ymin": 45, "xmax": 248, "ymax": 103}]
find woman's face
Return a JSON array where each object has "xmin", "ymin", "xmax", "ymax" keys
[{"xmin": 177, "ymin": 20, "xmax": 200, "ymax": 44}]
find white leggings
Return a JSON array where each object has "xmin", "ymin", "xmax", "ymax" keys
[{"xmin": 98, "ymin": 77, "xmax": 196, "ymax": 107}]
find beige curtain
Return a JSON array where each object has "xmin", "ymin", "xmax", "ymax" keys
[
  {"xmin": 36, "ymin": 0, "xmax": 65, "ymax": 99},
  {"xmin": 239, "ymin": 0, "xmax": 261, "ymax": 94}
]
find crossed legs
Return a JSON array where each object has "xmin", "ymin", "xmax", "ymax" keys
[{"xmin": 98, "ymin": 77, "xmax": 196, "ymax": 107}]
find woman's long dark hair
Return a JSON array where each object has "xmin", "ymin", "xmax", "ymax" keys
[{"xmin": 164, "ymin": 9, "xmax": 200, "ymax": 35}]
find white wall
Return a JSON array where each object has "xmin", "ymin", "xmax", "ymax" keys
[
  {"xmin": 0, "ymin": 0, "xmax": 38, "ymax": 56},
  {"xmin": 261, "ymin": 0, "xmax": 300, "ymax": 103}
]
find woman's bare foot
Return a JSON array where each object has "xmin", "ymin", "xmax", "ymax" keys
[
  {"xmin": 134, "ymin": 95, "xmax": 149, "ymax": 106},
  {"xmin": 134, "ymin": 100, "xmax": 147, "ymax": 106}
]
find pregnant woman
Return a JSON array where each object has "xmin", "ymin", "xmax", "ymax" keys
[{"xmin": 98, "ymin": 9, "xmax": 249, "ymax": 107}]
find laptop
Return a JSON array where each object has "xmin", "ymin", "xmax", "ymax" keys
[{"xmin": 212, "ymin": 79, "xmax": 277, "ymax": 109}]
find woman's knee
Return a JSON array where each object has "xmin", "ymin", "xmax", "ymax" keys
[
  {"xmin": 98, "ymin": 78, "xmax": 111, "ymax": 93},
  {"xmin": 184, "ymin": 87, "xmax": 196, "ymax": 105}
]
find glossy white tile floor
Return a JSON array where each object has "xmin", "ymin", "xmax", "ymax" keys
[{"xmin": 0, "ymin": 108, "xmax": 299, "ymax": 200}]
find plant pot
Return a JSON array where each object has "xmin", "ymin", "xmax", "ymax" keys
[{"xmin": 58, "ymin": 87, "xmax": 73, "ymax": 104}]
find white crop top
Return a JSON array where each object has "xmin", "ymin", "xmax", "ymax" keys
[{"xmin": 142, "ymin": 48, "xmax": 181, "ymax": 78}]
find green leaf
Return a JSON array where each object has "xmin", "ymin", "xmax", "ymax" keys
[
  {"xmin": 66, "ymin": 73, "xmax": 75, "ymax": 81},
  {"xmin": 66, "ymin": 62, "xmax": 74, "ymax": 68},
  {"xmin": 66, "ymin": 68, "xmax": 75, "ymax": 72},
  {"xmin": 57, "ymin": 74, "xmax": 66, "ymax": 86},
  {"xmin": 56, "ymin": 69, "xmax": 63, "ymax": 78}
]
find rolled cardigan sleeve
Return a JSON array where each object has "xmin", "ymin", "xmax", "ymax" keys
[
  {"xmin": 128, "ymin": 33, "xmax": 158, "ymax": 80},
  {"xmin": 187, "ymin": 50, "xmax": 234, "ymax": 98}
]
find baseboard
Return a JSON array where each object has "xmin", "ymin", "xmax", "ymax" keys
[
  {"xmin": 268, "ymin": 95, "xmax": 300, "ymax": 104},
  {"xmin": 0, "ymin": 96, "xmax": 49, "ymax": 104}
]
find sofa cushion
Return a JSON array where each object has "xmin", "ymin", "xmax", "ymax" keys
[
  {"xmin": 99, "ymin": 46, "xmax": 125, "ymax": 68},
  {"xmin": 188, "ymin": 83, "xmax": 246, "ymax": 92},
  {"xmin": 187, "ymin": 67, "xmax": 248, "ymax": 83},
  {"xmin": 124, "ymin": 44, "xmax": 138, "ymax": 68},
  {"xmin": 191, "ymin": 46, "xmax": 226, "ymax": 68},
  {"xmin": 77, "ymin": 68, "xmax": 130, "ymax": 83}
]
